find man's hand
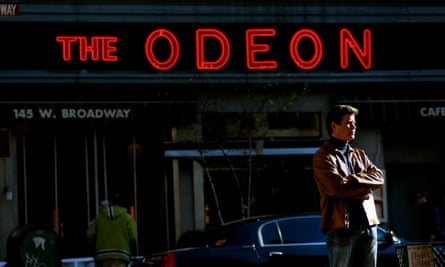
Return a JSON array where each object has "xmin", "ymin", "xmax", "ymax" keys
[{"xmin": 341, "ymin": 175, "xmax": 356, "ymax": 185}]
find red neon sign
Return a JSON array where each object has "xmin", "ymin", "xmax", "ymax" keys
[
  {"xmin": 144, "ymin": 29, "xmax": 180, "ymax": 70},
  {"xmin": 290, "ymin": 29, "xmax": 323, "ymax": 70},
  {"xmin": 195, "ymin": 29, "xmax": 230, "ymax": 70},
  {"xmin": 56, "ymin": 36, "xmax": 118, "ymax": 62},
  {"xmin": 246, "ymin": 29, "xmax": 277, "ymax": 70},
  {"xmin": 56, "ymin": 28, "xmax": 371, "ymax": 71},
  {"xmin": 340, "ymin": 28, "xmax": 371, "ymax": 69}
]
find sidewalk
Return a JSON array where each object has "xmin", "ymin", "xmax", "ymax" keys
[
  {"xmin": 0, "ymin": 256, "xmax": 142, "ymax": 267},
  {"xmin": 0, "ymin": 257, "xmax": 95, "ymax": 267}
]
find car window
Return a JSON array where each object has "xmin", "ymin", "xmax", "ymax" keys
[
  {"xmin": 260, "ymin": 216, "xmax": 325, "ymax": 245},
  {"xmin": 377, "ymin": 227, "xmax": 387, "ymax": 242},
  {"xmin": 208, "ymin": 223, "xmax": 256, "ymax": 247},
  {"xmin": 208, "ymin": 227, "xmax": 233, "ymax": 247},
  {"xmin": 277, "ymin": 217, "xmax": 325, "ymax": 243},
  {"xmin": 261, "ymin": 222, "xmax": 282, "ymax": 245}
]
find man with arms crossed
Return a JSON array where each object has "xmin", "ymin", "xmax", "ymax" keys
[{"xmin": 313, "ymin": 105, "xmax": 384, "ymax": 267}]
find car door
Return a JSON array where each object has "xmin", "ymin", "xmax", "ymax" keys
[
  {"xmin": 256, "ymin": 216, "xmax": 329, "ymax": 267},
  {"xmin": 176, "ymin": 222, "xmax": 262, "ymax": 267}
]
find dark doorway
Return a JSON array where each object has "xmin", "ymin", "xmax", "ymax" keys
[{"xmin": 386, "ymin": 163, "xmax": 443, "ymax": 240}]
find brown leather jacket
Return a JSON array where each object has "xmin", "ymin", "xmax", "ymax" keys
[{"xmin": 313, "ymin": 140, "xmax": 384, "ymax": 232}]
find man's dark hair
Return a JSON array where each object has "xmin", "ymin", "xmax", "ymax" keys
[{"xmin": 326, "ymin": 105, "xmax": 359, "ymax": 135}]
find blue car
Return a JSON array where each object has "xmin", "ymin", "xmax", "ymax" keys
[{"xmin": 137, "ymin": 213, "xmax": 404, "ymax": 267}]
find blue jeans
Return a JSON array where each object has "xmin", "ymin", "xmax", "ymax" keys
[{"xmin": 325, "ymin": 225, "xmax": 377, "ymax": 267}]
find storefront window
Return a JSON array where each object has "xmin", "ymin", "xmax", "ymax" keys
[{"xmin": 202, "ymin": 112, "xmax": 321, "ymax": 140}]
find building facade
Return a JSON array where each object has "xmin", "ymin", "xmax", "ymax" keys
[{"xmin": 1, "ymin": 0, "xmax": 445, "ymax": 258}]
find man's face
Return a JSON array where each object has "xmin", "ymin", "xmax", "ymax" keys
[{"xmin": 331, "ymin": 113, "xmax": 356, "ymax": 141}]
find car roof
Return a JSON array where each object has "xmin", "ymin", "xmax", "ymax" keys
[{"xmin": 218, "ymin": 212, "xmax": 322, "ymax": 227}]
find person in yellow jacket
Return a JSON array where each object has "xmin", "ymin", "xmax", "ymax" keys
[{"xmin": 87, "ymin": 193, "xmax": 137, "ymax": 267}]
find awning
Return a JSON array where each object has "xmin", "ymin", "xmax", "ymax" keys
[
  {"xmin": 164, "ymin": 147, "xmax": 319, "ymax": 158},
  {"xmin": 336, "ymin": 96, "xmax": 445, "ymax": 124}
]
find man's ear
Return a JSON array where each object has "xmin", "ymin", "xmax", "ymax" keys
[{"xmin": 330, "ymin": 121, "xmax": 337, "ymax": 132}]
